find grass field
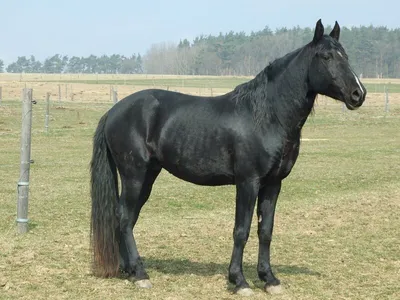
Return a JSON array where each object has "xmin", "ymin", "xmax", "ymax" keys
[{"xmin": 0, "ymin": 75, "xmax": 399, "ymax": 299}]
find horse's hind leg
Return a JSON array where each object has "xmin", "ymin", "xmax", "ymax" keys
[{"xmin": 118, "ymin": 162, "xmax": 161, "ymax": 288}]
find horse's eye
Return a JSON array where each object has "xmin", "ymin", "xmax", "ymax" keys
[{"xmin": 321, "ymin": 54, "xmax": 331, "ymax": 61}]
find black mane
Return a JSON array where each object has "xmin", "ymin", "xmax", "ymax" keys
[
  {"xmin": 266, "ymin": 47, "xmax": 304, "ymax": 80},
  {"xmin": 232, "ymin": 45, "xmax": 310, "ymax": 129}
]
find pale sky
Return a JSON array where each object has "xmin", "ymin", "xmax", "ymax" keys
[{"xmin": 2, "ymin": 0, "xmax": 399, "ymax": 64}]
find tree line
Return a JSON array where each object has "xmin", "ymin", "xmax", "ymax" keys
[
  {"xmin": 2, "ymin": 54, "xmax": 143, "ymax": 74},
  {"xmin": 1, "ymin": 25, "xmax": 400, "ymax": 78}
]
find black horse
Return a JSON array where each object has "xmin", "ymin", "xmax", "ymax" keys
[{"xmin": 90, "ymin": 19, "xmax": 366, "ymax": 295}]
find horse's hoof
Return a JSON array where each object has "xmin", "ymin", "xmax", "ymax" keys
[
  {"xmin": 134, "ymin": 279, "xmax": 152, "ymax": 289},
  {"xmin": 236, "ymin": 287, "xmax": 254, "ymax": 296},
  {"xmin": 265, "ymin": 284, "xmax": 283, "ymax": 294}
]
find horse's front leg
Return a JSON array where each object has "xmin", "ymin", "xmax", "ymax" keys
[
  {"xmin": 257, "ymin": 181, "xmax": 282, "ymax": 294},
  {"xmin": 228, "ymin": 179, "xmax": 259, "ymax": 296}
]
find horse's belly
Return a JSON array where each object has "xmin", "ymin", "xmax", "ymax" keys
[
  {"xmin": 155, "ymin": 119, "xmax": 237, "ymax": 185},
  {"xmin": 161, "ymin": 160, "xmax": 235, "ymax": 186}
]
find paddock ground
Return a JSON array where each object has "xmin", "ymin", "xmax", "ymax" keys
[{"xmin": 0, "ymin": 75, "xmax": 399, "ymax": 299}]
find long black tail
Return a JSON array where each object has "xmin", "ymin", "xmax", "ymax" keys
[{"xmin": 90, "ymin": 112, "xmax": 119, "ymax": 277}]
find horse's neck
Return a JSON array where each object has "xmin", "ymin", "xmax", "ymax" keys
[{"xmin": 266, "ymin": 50, "xmax": 316, "ymax": 138}]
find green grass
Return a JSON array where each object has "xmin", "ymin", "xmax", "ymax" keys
[
  {"xmin": 364, "ymin": 82, "xmax": 400, "ymax": 93},
  {"xmin": 0, "ymin": 100, "xmax": 399, "ymax": 300}
]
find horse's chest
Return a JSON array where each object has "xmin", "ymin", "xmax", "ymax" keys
[{"xmin": 271, "ymin": 140, "xmax": 300, "ymax": 179}]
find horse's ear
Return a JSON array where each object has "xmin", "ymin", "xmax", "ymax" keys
[
  {"xmin": 329, "ymin": 21, "xmax": 340, "ymax": 41},
  {"xmin": 313, "ymin": 19, "xmax": 324, "ymax": 43}
]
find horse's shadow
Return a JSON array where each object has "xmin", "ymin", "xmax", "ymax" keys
[{"xmin": 143, "ymin": 257, "xmax": 322, "ymax": 280}]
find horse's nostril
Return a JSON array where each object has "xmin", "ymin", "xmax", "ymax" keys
[{"xmin": 351, "ymin": 89, "xmax": 362, "ymax": 102}]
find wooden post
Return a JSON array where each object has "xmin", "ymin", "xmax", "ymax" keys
[
  {"xmin": 58, "ymin": 84, "xmax": 61, "ymax": 103},
  {"xmin": 17, "ymin": 88, "xmax": 33, "ymax": 234},
  {"xmin": 45, "ymin": 92, "xmax": 50, "ymax": 132},
  {"xmin": 0, "ymin": 86, "xmax": 2, "ymax": 105},
  {"xmin": 384, "ymin": 86, "xmax": 389, "ymax": 113},
  {"xmin": 112, "ymin": 90, "xmax": 118, "ymax": 104},
  {"xmin": 109, "ymin": 85, "xmax": 112, "ymax": 101},
  {"xmin": 65, "ymin": 85, "xmax": 68, "ymax": 101}
]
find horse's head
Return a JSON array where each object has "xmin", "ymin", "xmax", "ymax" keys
[{"xmin": 308, "ymin": 19, "xmax": 366, "ymax": 110}]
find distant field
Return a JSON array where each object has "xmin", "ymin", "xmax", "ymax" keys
[
  {"xmin": 1, "ymin": 73, "xmax": 400, "ymax": 92},
  {"xmin": 40, "ymin": 77, "xmax": 248, "ymax": 89},
  {"xmin": 31, "ymin": 79, "xmax": 400, "ymax": 93},
  {"xmin": 1, "ymin": 74, "xmax": 400, "ymax": 107},
  {"xmin": 0, "ymin": 99, "xmax": 399, "ymax": 299}
]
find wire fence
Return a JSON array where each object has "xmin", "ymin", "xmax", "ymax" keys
[
  {"xmin": 1, "ymin": 84, "xmax": 398, "ymax": 231},
  {"xmin": 0, "ymin": 81, "xmax": 398, "ymax": 112}
]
